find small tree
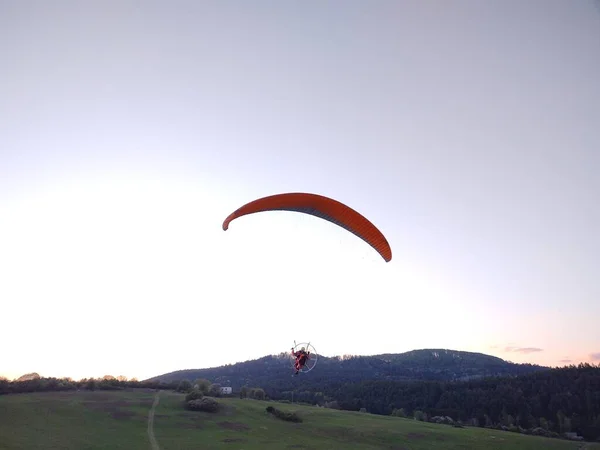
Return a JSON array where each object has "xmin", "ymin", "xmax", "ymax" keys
[
  {"xmin": 194, "ymin": 378, "xmax": 211, "ymax": 395},
  {"xmin": 252, "ymin": 388, "xmax": 266, "ymax": 400},
  {"xmin": 240, "ymin": 386, "xmax": 248, "ymax": 399},
  {"xmin": 208, "ymin": 383, "xmax": 222, "ymax": 397}
]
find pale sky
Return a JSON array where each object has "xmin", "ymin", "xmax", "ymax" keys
[{"xmin": 1, "ymin": 1, "xmax": 599, "ymax": 382}]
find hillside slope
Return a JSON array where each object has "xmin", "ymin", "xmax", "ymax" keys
[{"xmin": 1, "ymin": 390, "xmax": 596, "ymax": 449}]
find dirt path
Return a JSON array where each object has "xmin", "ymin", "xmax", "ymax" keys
[{"xmin": 147, "ymin": 391, "xmax": 161, "ymax": 450}]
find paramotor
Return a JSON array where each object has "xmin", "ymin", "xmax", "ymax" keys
[{"xmin": 290, "ymin": 341, "xmax": 318, "ymax": 374}]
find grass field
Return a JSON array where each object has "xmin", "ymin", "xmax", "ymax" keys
[{"xmin": 1, "ymin": 389, "xmax": 598, "ymax": 449}]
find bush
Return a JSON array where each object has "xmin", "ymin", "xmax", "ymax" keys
[
  {"xmin": 208, "ymin": 383, "xmax": 221, "ymax": 397},
  {"xmin": 266, "ymin": 406, "xmax": 302, "ymax": 423},
  {"xmin": 391, "ymin": 408, "xmax": 407, "ymax": 418},
  {"xmin": 193, "ymin": 379, "xmax": 211, "ymax": 395},
  {"xmin": 248, "ymin": 387, "xmax": 266, "ymax": 400},
  {"xmin": 414, "ymin": 410, "xmax": 427, "ymax": 421},
  {"xmin": 187, "ymin": 397, "xmax": 220, "ymax": 413},
  {"xmin": 185, "ymin": 389, "xmax": 204, "ymax": 402}
]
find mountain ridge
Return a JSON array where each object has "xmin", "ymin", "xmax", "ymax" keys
[{"xmin": 146, "ymin": 348, "xmax": 549, "ymax": 392}]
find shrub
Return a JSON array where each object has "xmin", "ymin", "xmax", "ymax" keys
[
  {"xmin": 193, "ymin": 379, "xmax": 211, "ymax": 395},
  {"xmin": 187, "ymin": 397, "xmax": 220, "ymax": 413},
  {"xmin": 185, "ymin": 389, "xmax": 204, "ymax": 402},
  {"xmin": 266, "ymin": 406, "xmax": 302, "ymax": 423},
  {"xmin": 248, "ymin": 387, "xmax": 266, "ymax": 400},
  {"xmin": 208, "ymin": 383, "xmax": 221, "ymax": 397},
  {"xmin": 391, "ymin": 408, "xmax": 407, "ymax": 418},
  {"xmin": 414, "ymin": 410, "xmax": 427, "ymax": 421}
]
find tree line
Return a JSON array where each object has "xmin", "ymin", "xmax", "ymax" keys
[
  {"xmin": 0, "ymin": 374, "xmax": 178, "ymax": 394},
  {"xmin": 271, "ymin": 362, "xmax": 600, "ymax": 441}
]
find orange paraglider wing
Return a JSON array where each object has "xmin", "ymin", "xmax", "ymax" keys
[{"xmin": 222, "ymin": 192, "xmax": 392, "ymax": 262}]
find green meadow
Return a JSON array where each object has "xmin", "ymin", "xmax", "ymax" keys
[{"xmin": 0, "ymin": 389, "xmax": 597, "ymax": 450}]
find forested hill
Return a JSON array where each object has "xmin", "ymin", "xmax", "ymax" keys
[{"xmin": 147, "ymin": 348, "xmax": 548, "ymax": 391}]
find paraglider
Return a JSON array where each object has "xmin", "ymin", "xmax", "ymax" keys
[
  {"xmin": 290, "ymin": 341, "xmax": 318, "ymax": 375},
  {"xmin": 222, "ymin": 193, "xmax": 387, "ymax": 378},
  {"xmin": 222, "ymin": 192, "xmax": 392, "ymax": 262}
]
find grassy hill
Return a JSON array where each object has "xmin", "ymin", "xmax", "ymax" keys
[{"xmin": 0, "ymin": 389, "xmax": 597, "ymax": 450}]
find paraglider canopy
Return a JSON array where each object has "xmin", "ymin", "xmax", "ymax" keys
[{"xmin": 222, "ymin": 192, "xmax": 392, "ymax": 262}]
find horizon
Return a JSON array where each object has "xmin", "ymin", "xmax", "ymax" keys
[
  {"xmin": 2, "ymin": 346, "xmax": 594, "ymax": 382},
  {"xmin": 2, "ymin": 1, "xmax": 599, "ymax": 382}
]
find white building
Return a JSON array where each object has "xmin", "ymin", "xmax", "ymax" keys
[{"xmin": 220, "ymin": 386, "xmax": 232, "ymax": 395}]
